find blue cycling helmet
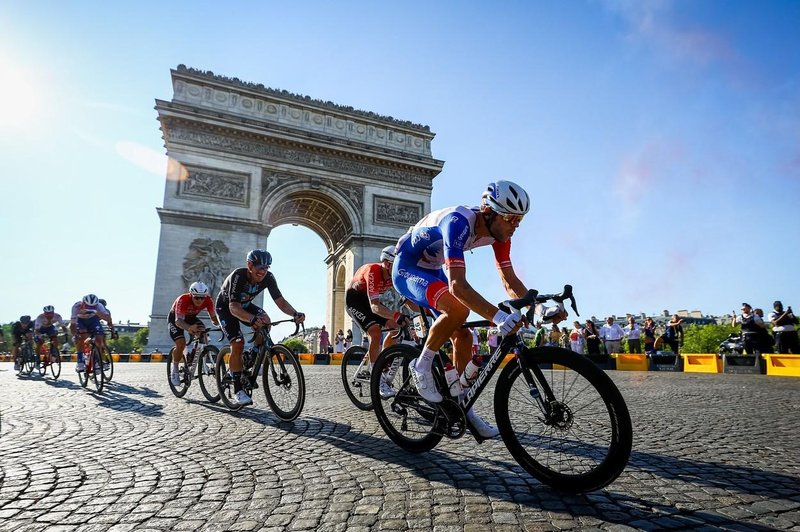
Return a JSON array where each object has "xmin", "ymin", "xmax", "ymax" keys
[{"xmin": 247, "ymin": 249, "xmax": 272, "ymax": 267}]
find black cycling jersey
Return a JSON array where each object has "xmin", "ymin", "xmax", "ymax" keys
[
  {"xmin": 12, "ymin": 321, "xmax": 33, "ymax": 338},
  {"xmin": 216, "ymin": 267, "xmax": 282, "ymax": 309}
]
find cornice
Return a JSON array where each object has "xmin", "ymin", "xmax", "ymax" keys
[{"xmin": 157, "ymin": 208, "xmax": 269, "ymax": 235}]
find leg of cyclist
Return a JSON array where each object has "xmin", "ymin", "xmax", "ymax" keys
[
  {"xmin": 169, "ymin": 319, "xmax": 186, "ymax": 387},
  {"xmin": 217, "ymin": 305, "xmax": 253, "ymax": 406}
]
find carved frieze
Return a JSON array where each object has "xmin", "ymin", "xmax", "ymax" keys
[
  {"xmin": 179, "ymin": 166, "xmax": 250, "ymax": 206},
  {"xmin": 374, "ymin": 196, "xmax": 423, "ymax": 228},
  {"xmin": 329, "ymin": 183, "xmax": 364, "ymax": 211},
  {"xmin": 168, "ymin": 125, "xmax": 432, "ymax": 188},
  {"xmin": 182, "ymin": 238, "xmax": 231, "ymax": 297}
]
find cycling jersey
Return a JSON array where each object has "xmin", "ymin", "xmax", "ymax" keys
[
  {"xmin": 350, "ymin": 263, "xmax": 394, "ymax": 301},
  {"xmin": 170, "ymin": 294, "xmax": 215, "ymax": 321},
  {"xmin": 216, "ymin": 268, "xmax": 282, "ymax": 309},
  {"xmin": 35, "ymin": 313, "xmax": 64, "ymax": 330},
  {"xmin": 12, "ymin": 321, "xmax": 34, "ymax": 344},
  {"xmin": 71, "ymin": 301, "xmax": 108, "ymax": 321}
]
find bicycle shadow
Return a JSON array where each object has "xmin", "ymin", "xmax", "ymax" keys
[
  {"xmin": 42, "ymin": 377, "xmax": 83, "ymax": 391},
  {"xmin": 90, "ymin": 383, "xmax": 165, "ymax": 417},
  {"xmin": 256, "ymin": 414, "xmax": 787, "ymax": 530},
  {"xmin": 103, "ymin": 380, "xmax": 162, "ymax": 399}
]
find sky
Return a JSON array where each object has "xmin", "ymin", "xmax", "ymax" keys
[{"xmin": 1, "ymin": 0, "xmax": 799, "ymax": 332}]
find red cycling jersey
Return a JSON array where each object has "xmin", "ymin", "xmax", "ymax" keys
[
  {"xmin": 350, "ymin": 263, "xmax": 394, "ymax": 301},
  {"xmin": 171, "ymin": 294, "xmax": 215, "ymax": 320}
]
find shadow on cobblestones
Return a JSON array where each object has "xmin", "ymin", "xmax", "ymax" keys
[
  {"xmin": 42, "ymin": 378, "xmax": 83, "ymax": 391},
  {"xmin": 90, "ymin": 383, "xmax": 165, "ymax": 417}
]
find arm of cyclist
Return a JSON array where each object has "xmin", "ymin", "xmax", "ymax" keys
[
  {"xmin": 228, "ymin": 300, "xmax": 267, "ymax": 328},
  {"xmin": 274, "ymin": 296, "xmax": 305, "ymax": 324},
  {"xmin": 448, "ymin": 267, "xmax": 522, "ymax": 335},
  {"xmin": 368, "ymin": 298, "xmax": 407, "ymax": 329}
]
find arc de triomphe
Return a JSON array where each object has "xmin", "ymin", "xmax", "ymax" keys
[{"xmin": 147, "ymin": 66, "xmax": 444, "ymax": 350}]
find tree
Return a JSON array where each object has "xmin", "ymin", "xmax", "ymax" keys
[
  {"xmin": 282, "ymin": 337, "xmax": 309, "ymax": 354},
  {"xmin": 682, "ymin": 324, "xmax": 739, "ymax": 354},
  {"xmin": 133, "ymin": 327, "xmax": 149, "ymax": 351}
]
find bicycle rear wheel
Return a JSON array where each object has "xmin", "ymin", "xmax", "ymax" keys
[
  {"xmin": 215, "ymin": 346, "xmax": 243, "ymax": 411},
  {"xmin": 167, "ymin": 347, "xmax": 190, "ymax": 398},
  {"xmin": 371, "ymin": 344, "xmax": 445, "ymax": 453},
  {"xmin": 90, "ymin": 347, "xmax": 104, "ymax": 393},
  {"xmin": 494, "ymin": 346, "xmax": 632, "ymax": 493},
  {"xmin": 197, "ymin": 346, "xmax": 221, "ymax": 403},
  {"xmin": 263, "ymin": 345, "xmax": 305, "ymax": 421},
  {"xmin": 341, "ymin": 345, "xmax": 372, "ymax": 410}
]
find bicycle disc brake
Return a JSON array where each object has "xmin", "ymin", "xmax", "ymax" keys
[{"xmin": 437, "ymin": 398, "xmax": 466, "ymax": 439}]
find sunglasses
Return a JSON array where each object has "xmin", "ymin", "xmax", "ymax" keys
[
  {"xmin": 499, "ymin": 213, "xmax": 524, "ymax": 225},
  {"xmin": 254, "ymin": 265, "xmax": 270, "ymax": 273},
  {"xmin": 193, "ymin": 296, "xmax": 205, "ymax": 300}
]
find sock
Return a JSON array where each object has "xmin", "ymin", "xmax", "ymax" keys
[
  {"xmin": 232, "ymin": 372, "xmax": 242, "ymax": 392},
  {"xmin": 416, "ymin": 348, "xmax": 437, "ymax": 372}
]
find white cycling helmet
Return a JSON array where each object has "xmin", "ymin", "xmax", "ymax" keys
[
  {"xmin": 189, "ymin": 281, "xmax": 209, "ymax": 297},
  {"xmin": 482, "ymin": 180, "xmax": 530, "ymax": 215},
  {"xmin": 43, "ymin": 305, "xmax": 55, "ymax": 313},
  {"xmin": 380, "ymin": 245, "xmax": 396, "ymax": 263},
  {"xmin": 82, "ymin": 294, "xmax": 99, "ymax": 306}
]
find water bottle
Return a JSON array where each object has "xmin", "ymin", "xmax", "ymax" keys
[
  {"xmin": 459, "ymin": 355, "xmax": 483, "ymax": 389},
  {"xmin": 444, "ymin": 362, "xmax": 462, "ymax": 397}
]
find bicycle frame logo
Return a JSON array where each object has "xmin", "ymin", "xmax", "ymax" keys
[{"xmin": 461, "ymin": 335, "xmax": 519, "ymax": 406}]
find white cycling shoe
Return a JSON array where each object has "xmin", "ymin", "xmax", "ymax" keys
[
  {"xmin": 169, "ymin": 370, "xmax": 182, "ymax": 387},
  {"xmin": 378, "ymin": 374, "xmax": 396, "ymax": 399},
  {"xmin": 409, "ymin": 359, "xmax": 442, "ymax": 403},
  {"xmin": 467, "ymin": 409, "xmax": 500, "ymax": 439},
  {"xmin": 234, "ymin": 390, "xmax": 253, "ymax": 406}
]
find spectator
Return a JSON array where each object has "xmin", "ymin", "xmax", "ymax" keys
[
  {"xmin": 753, "ymin": 308, "xmax": 774, "ymax": 354},
  {"xmin": 533, "ymin": 322, "xmax": 547, "ymax": 347},
  {"xmin": 318, "ymin": 325, "xmax": 330, "ymax": 354},
  {"xmin": 471, "ymin": 327, "xmax": 480, "ymax": 355},
  {"xmin": 584, "ymin": 320, "xmax": 601, "ymax": 355},
  {"xmin": 548, "ymin": 323, "xmax": 562, "ymax": 346},
  {"xmin": 600, "ymin": 317, "xmax": 625, "ymax": 356},
  {"xmin": 569, "ymin": 321, "xmax": 585, "ymax": 354},
  {"xmin": 768, "ymin": 301, "xmax": 800, "ymax": 354},
  {"xmin": 643, "ymin": 317, "xmax": 657, "ymax": 355},
  {"xmin": 664, "ymin": 314, "xmax": 684, "ymax": 354},
  {"xmin": 487, "ymin": 327, "xmax": 499, "ymax": 352},
  {"xmin": 624, "ymin": 317, "xmax": 642, "ymax": 353},
  {"xmin": 732, "ymin": 303, "xmax": 765, "ymax": 355},
  {"xmin": 560, "ymin": 326, "xmax": 570, "ymax": 349},
  {"xmin": 334, "ymin": 329, "xmax": 345, "ymax": 352},
  {"xmin": 345, "ymin": 329, "xmax": 353, "ymax": 350}
]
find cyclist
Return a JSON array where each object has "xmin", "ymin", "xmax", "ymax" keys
[
  {"xmin": 34, "ymin": 306, "xmax": 66, "ymax": 363},
  {"xmin": 346, "ymin": 245, "xmax": 414, "ymax": 398},
  {"xmin": 216, "ymin": 249, "xmax": 305, "ymax": 406},
  {"xmin": 11, "ymin": 315, "xmax": 35, "ymax": 371},
  {"xmin": 168, "ymin": 281, "xmax": 221, "ymax": 386},
  {"xmin": 392, "ymin": 180, "xmax": 542, "ymax": 438},
  {"xmin": 70, "ymin": 294, "xmax": 115, "ymax": 372}
]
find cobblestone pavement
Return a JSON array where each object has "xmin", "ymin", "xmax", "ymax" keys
[{"xmin": 1, "ymin": 363, "xmax": 798, "ymax": 531}]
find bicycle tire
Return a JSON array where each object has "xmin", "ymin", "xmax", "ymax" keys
[
  {"xmin": 102, "ymin": 346, "xmax": 114, "ymax": 383},
  {"xmin": 78, "ymin": 353, "xmax": 89, "ymax": 388},
  {"xmin": 341, "ymin": 345, "xmax": 373, "ymax": 410},
  {"xmin": 90, "ymin": 347, "xmax": 104, "ymax": 393},
  {"xmin": 371, "ymin": 344, "xmax": 445, "ymax": 453},
  {"xmin": 263, "ymin": 344, "xmax": 305, "ymax": 421},
  {"xmin": 37, "ymin": 345, "xmax": 48, "ymax": 376},
  {"xmin": 23, "ymin": 344, "xmax": 35, "ymax": 375},
  {"xmin": 166, "ymin": 347, "xmax": 190, "ymax": 398},
  {"xmin": 197, "ymin": 346, "xmax": 221, "ymax": 403},
  {"xmin": 50, "ymin": 349, "xmax": 61, "ymax": 380},
  {"xmin": 494, "ymin": 346, "xmax": 632, "ymax": 493},
  {"xmin": 215, "ymin": 346, "xmax": 243, "ymax": 411}
]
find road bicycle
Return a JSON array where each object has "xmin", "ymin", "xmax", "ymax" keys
[
  {"xmin": 77, "ymin": 332, "xmax": 105, "ymax": 393},
  {"xmin": 167, "ymin": 327, "xmax": 222, "ymax": 403},
  {"xmin": 36, "ymin": 335, "xmax": 62, "ymax": 380},
  {"xmin": 16, "ymin": 337, "xmax": 37, "ymax": 376},
  {"xmin": 215, "ymin": 318, "xmax": 306, "ymax": 421},
  {"xmin": 370, "ymin": 286, "xmax": 633, "ymax": 493}
]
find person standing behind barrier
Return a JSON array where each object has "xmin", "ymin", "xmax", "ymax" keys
[
  {"xmin": 664, "ymin": 315, "xmax": 684, "ymax": 354},
  {"xmin": 753, "ymin": 309, "xmax": 774, "ymax": 353},
  {"xmin": 584, "ymin": 320, "xmax": 601, "ymax": 354},
  {"xmin": 487, "ymin": 327, "xmax": 499, "ymax": 352},
  {"xmin": 769, "ymin": 301, "xmax": 800, "ymax": 354},
  {"xmin": 643, "ymin": 317, "xmax": 657, "ymax": 354},
  {"xmin": 569, "ymin": 321, "xmax": 585, "ymax": 353},
  {"xmin": 600, "ymin": 317, "xmax": 625, "ymax": 356},
  {"xmin": 345, "ymin": 329, "xmax": 353, "ymax": 350},
  {"xmin": 334, "ymin": 329, "xmax": 345, "ymax": 352},
  {"xmin": 732, "ymin": 303, "xmax": 764, "ymax": 355},
  {"xmin": 470, "ymin": 327, "xmax": 480, "ymax": 355},
  {"xmin": 624, "ymin": 317, "xmax": 642, "ymax": 353},
  {"xmin": 318, "ymin": 325, "xmax": 330, "ymax": 354}
]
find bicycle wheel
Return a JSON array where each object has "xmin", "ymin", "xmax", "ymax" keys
[
  {"xmin": 23, "ymin": 344, "xmax": 36, "ymax": 375},
  {"xmin": 37, "ymin": 345, "xmax": 48, "ymax": 376},
  {"xmin": 371, "ymin": 344, "xmax": 445, "ymax": 453},
  {"xmin": 167, "ymin": 347, "xmax": 190, "ymax": 398},
  {"xmin": 78, "ymin": 353, "xmax": 89, "ymax": 388},
  {"xmin": 90, "ymin": 347, "xmax": 104, "ymax": 393},
  {"xmin": 101, "ymin": 346, "xmax": 114, "ymax": 383},
  {"xmin": 262, "ymin": 345, "xmax": 305, "ymax": 421},
  {"xmin": 494, "ymin": 346, "xmax": 633, "ymax": 493},
  {"xmin": 215, "ymin": 346, "xmax": 243, "ymax": 411},
  {"xmin": 197, "ymin": 346, "xmax": 221, "ymax": 403},
  {"xmin": 341, "ymin": 345, "xmax": 373, "ymax": 410},
  {"xmin": 50, "ymin": 350, "xmax": 61, "ymax": 380}
]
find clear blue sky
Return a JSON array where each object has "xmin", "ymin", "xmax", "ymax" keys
[{"xmin": 1, "ymin": 1, "xmax": 798, "ymax": 329}]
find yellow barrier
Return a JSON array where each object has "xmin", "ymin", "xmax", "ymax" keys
[
  {"xmin": 298, "ymin": 353, "xmax": 314, "ymax": 365},
  {"xmin": 682, "ymin": 353, "xmax": 722, "ymax": 373},
  {"xmin": 129, "ymin": 353, "xmax": 142, "ymax": 362},
  {"xmin": 763, "ymin": 354, "xmax": 800, "ymax": 377},
  {"xmin": 611, "ymin": 353, "xmax": 648, "ymax": 371},
  {"xmin": 151, "ymin": 353, "xmax": 164, "ymax": 362},
  {"xmin": 112, "ymin": 354, "xmax": 121, "ymax": 362},
  {"xmin": 331, "ymin": 353, "xmax": 344, "ymax": 365}
]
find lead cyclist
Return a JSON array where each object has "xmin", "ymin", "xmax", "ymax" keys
[{"xmin": 391, "ymin": 179, "xmax": 564, "ymax": 438}]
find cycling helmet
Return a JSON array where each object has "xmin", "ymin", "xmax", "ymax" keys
[
  {"xmin": 189, "ymin": 281, "xmax": 209, "ymax": 297},
  {"xmin": 98, "ymin": 299, "xmax": 107, "ymax": 307},
  {"xmin": 82, "ymin": 294, "xmax": 99, "ymax": 307},
  {"xmin": 20, "ymin": 315, "xmax": 31, "ymax": 323},
  {"xmin": 43, "ymin": 305, "xmax": 55, "ymax": 313},
  {"xmin": 481, "ymin": 180, "xmax": 530, "ymax": 215},
  {"xmin": 380, "ymin": 245, "xmax": 396, "ymax": 263},
  {"xmin": 246, "ymin": 249, "xmax": 272, "ymax": 268}
]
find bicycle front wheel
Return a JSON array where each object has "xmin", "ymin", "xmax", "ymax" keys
[
  {"xmin": 341, "ymin": 345, "xmax": 372, "ymax": 410},
  {"xmin": 494, "ymin": 346, "xmax": 632, "ymax": 493},
  {"xmin": 263, "ymin": 345, "xmax": 305, "ymax": 421},
  {"xmin": 197, "ymin": 346, "xmax": 221, "ymax": 403},
  {"xmin": 23, "ymin": 344, "xmax": 35, "ymax": 375},
  {"xmin": 101, "ymin": 346, "xmax": 114, "ymax": 382},
  {"xmin": 50, "ymin": 351, "xmax": 61, "ymax": 380},
  {"xmin": 167, "ymin": 347, "xmax": 190, "ymax": 398},
  {"xmin": 370, "ymin": 344, "xmax": 444, "ymax": 453},
  {"xmin": 90, "ymin": 347, "xmax": 104, "ymax": 393}
]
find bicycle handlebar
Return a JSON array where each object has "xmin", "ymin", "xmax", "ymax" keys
[
  {"xmin": 253, "ymin": 318, "xmax": 305, "ymax": 338},
  {"xmin": 498, "ymin": 285, "xmax": 580, "ymax": 319}
]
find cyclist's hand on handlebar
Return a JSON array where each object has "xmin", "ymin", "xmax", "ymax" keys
[
  {"xmin": 293, "ymin": 312, "xmax": 305, "ymax": 324},
  {"xmin": 493, "ymin": 309, "xmax": 522, "ymax": 336},
  {"xmin": 253, "ymin": 313, "xmax": 271, "ymax": 327}
]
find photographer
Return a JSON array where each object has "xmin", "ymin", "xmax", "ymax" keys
[
  {"xmin": 731, "ymin": 302, "xmax": 765, "ymax": 355},
  {"xmin": 768, "ymin": 301, "xmax": 799, "ymax": 354}
]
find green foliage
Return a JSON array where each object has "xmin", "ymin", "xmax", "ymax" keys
[
  {"xmin": 108, "ymin": 334, "xmax": 134, "ymax": 354},
  {"xmin": 282, "ymin": 337, "xmax": 308, "ymax": 354},
  {"xmin": 682, "ymin": 324, "xmax": 739, "ymax": 354},
  {"xmin": 133, "ymin": 327, "xmax": 149, "ymax": 350}
]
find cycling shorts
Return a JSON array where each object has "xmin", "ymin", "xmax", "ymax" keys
[
  {"xmin": 391, "ymin": 258, "xmax": 449, "ymax": 311},
  {"xmin": 76, "ymin": 316, "xmax": 105, "ymax": 337},
  {"xmin": 167, "ymin": 311, "xmax": 204, "ymax": 342},
  {"xmin": 346, "ymin": 289, "xmax": 388, "ymax": 333},
  {"xmin": 216, "ymin": 303, "xmax": 264, "ymax": 342},
  {"xmin": 36, "ymin": 325, "xmax": 58, "ymax": 338}
]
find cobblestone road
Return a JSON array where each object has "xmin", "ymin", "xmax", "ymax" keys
[{"xmin": 1, "ymin": 363, "xmax": 798, "ymax": 531}]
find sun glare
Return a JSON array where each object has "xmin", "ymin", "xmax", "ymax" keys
[{"xmin": 0, "ymin": 53, "xmax": 43, "ymax": 132}]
